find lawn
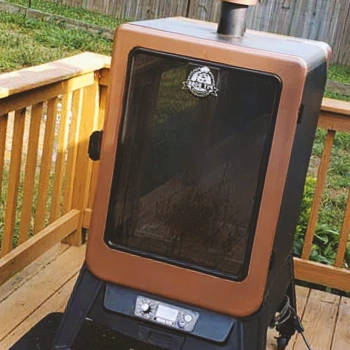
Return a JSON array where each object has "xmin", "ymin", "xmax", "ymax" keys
[
  {"xmin": 327, "ymin": 65, "xmax": 350, "ymax": 86},
  {"xmin": 7, "ymin": 0, "xmax": 125, "ymax": 28},
  {"xmin": 0, "ymin": 10, "xmax": 113, "ymax": 72},
  {"xmin": 0, "ymin": 0, "xmax": 350, "ymax": 268}
]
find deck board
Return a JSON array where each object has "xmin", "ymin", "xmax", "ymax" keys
[
  {"xmin": 0, "ymin": 244, "xmax": 349, "ymax": 350},
  {"xmin": 293, "ymin": 289, "xmax": 340, "ymax": 350},
  {"xmin": 331, "ymin": 296, "xmax": 350, "ymax": 349},
  {"xmin": 0, "ymin": 244, "xmax": 69, "ymax": 304},
  {"xmin": 0, "ymin": 244, "xmax": 85, "ymax": 347},
  {"xmin": 0, "ymin": 276, "xmax": 78, "ymax": 350}
]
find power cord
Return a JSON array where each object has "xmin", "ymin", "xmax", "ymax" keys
[
  {"xmin": 271, "ymin": 295, "xmax": 314, "ymax": 350},
  {"xmin": 300, "ymin": 331, "xmax": 313, "ymax": 350},
  {"xmin": 292, "ymin": 311, "xmax": 313, "ymax": 350}
]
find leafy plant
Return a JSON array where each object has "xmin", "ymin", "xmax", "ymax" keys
[
  {"xmin": 294, "ymin": 176, "xmax": 350, "ymax": 268},
  {"xmin": 294, "ymin": 176, "xmax": 316, "ymax": 256}
]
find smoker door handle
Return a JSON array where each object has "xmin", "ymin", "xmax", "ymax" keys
[{"xmin": 88, "ymin": 130, "xmax": 103, "ymax": 161}]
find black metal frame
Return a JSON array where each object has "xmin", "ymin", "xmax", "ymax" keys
[{"xmin": 51, "ymin": 255, "xmax": 297, "ymax": 350}]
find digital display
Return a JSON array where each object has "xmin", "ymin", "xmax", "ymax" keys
[{"xmin": 156, "ymin": 305, "xmax": 179, "ymax": 322}]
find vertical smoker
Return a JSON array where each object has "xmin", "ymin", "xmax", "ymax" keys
[{"xmin": 52, "ymin": 1, "xmax": 331, "ymax": 349}]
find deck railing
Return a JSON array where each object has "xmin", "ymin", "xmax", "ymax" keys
[
  {"xmin": 294, "ymin": 98, "xmax": 350, "ymax": 292},
  {"xmin": 0, "ymin": 53, "xmax": 110, "ymax": 285},
  {"xmin": 0, "ymin": 53, "xmax": 349, "ymax": 293}
]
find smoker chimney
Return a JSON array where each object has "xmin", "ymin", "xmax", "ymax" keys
[{"xmin": 217, "ymin": 0, "xmax": 258, "ymax": 38}]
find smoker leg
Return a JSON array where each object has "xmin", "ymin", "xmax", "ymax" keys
[
  {"xmin": 276, "ymin": 256, "xmax": 297, "ymax": 350},
  {"xmin": 51, "ymin": 264, "xmax": 103, "ymax": 350},
  {"xmin": 240, "ymin": 322, "xmax": 268, "ymax": 350}
]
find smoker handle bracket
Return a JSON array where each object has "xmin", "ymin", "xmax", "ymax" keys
[{"xmin": 88, "ymin": 130, "xmax": 103, "ymax": 161}]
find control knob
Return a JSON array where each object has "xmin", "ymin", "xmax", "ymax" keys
[{"xmin": 141, "ymin": 302, "xmax": 152, "ymax": 314}]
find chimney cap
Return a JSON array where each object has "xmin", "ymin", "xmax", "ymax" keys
[{"xmin": 219, "ymin": 0, "xmax": 258, "ymax": 5}]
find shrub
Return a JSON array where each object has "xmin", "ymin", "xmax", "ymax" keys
[{"xmin": 294, "ymin": 176, "xmax": 350, "ymax": 268}]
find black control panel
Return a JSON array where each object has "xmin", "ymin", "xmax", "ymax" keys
[{"xmin": 134, "ymin": 296, "xmax": 199, "ymax": 332}]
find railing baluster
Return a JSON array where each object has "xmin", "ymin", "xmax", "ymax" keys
[
  {"xmin": 0, "ymin": 114, "xmax": 8, "ymax": 206},
  {"xmin": 62, "ymin": 89, "xmax": 83, "ymax": 214},
  {"xmin": 50, "ymin": 93, "xmax": 72, "ymax": 222},
  {"xmin": 65, "ymin": 74, "xmax": 100, "ymax": 245},
  {"xmin": 302, "ymin": 129, "xmax": 336, "ymax": 260},
  {"xmin": 87, "ymin": 85, "xmax": 108, "ymax": 209},
  {"xmin": 18, "ymin": 103, "xmax": 43, "ymax": 244},
  {"xmin": 34, "ymin": 98, "xmax": 58, "ymax": 233},
  {"xmin": 335, "ymin": 188, "xmax": 350, "ymax": 267},
  {"xmin": 1, "ymin": 108, "xmax": 26, "ymax": 256}
]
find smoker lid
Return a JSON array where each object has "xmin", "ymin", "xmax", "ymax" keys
[{"xmin": 130, "ymin": 17, "xmax": 331, "ymax": 70}]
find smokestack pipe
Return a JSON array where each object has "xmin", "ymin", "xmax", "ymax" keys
[{"xmin": 217, "ymin": 0, "xmax": 258, "ymax": 38}]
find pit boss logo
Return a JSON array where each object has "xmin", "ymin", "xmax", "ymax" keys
[{"xmin": 183, "ymin": 66, "xmax": 218, "ymax": 98}]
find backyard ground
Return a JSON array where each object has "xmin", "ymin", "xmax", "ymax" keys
[{"xmin": 0, "ymin": 10, "xmax": 112, "ymax": 72}]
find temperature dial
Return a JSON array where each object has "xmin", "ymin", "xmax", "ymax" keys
[{"xmin": 141, "ymin": 303, "xmax": 152, "ymax": 314}]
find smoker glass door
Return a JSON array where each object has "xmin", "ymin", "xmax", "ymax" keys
[{"xmin": 104, "ymin": 49, "xmax": 281, "ymax": 280}]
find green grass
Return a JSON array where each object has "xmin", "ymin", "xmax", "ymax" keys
[
  {"xmin": 310, "ymin": 64, "xmax": 350, "ymax": 232},
  {"xmin": 0, "ymin": 11, "xmax": 113, "ymax": 72},
  {"xmin": 324, "ymin": 90, "xmax": 350, "ymax": 102},
  {"xmin": 310, "ymin": 128, "xmax": 350, "ymax": 232},
  {"xmin": 301, "ymin": 66, "xmax": 350, "ymax": 269},
  {"xmin": 328, "ymin": 64, "xmax": 350, "ymax": 84},
  {"xmin": 324, "ymin": 64, "xmax": 350, "ymax": 101},
  {"xmin": 7, "ymin": 0, "xmax": 127, "ymax": 28},
  {"xmin": 307, "ymin": 64, "xmax": 350, "ymax": 234}
]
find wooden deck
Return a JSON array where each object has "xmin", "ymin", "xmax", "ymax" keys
[{"xmin": 0, "ymin": 244, "xmax": 349, "ymax": 350}]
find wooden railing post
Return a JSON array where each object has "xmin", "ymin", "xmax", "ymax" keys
[
  {"xmin": 34, "ymin": 98, "xmax": 58, "ymax": 234},
  {"xmin": 0, "ymin": 114, "xmax": 8, "ymax": 207},
  {"xmin": 335, "ymin": 188, "xmax": 350, "ymax": 267},
  {"xmin": 301, "ymin": 129, "xmax": 335, "ymax": 259},
  {"xmin": 50, "ymin": 93, "xmax": 72, "ymax": 223},
  {"xmin": 64, "ymin": 72, "xmax": 100, "ymax": 245},
  {"xmin": 18, "ymin": 103, "xmax": 43, "ymax": 244},
  {"xmin": 80, "ymin": 68, "xmax": 110, "ymax": 231},
  {"xmin": 87, "ymin": 77, "xmax": 108, "ymax": 210},
  {"xmin": 1, "ymin": 109, "xmax": 26, "ymax": 256}
]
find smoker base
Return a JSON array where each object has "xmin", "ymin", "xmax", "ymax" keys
[
  {"xmin": 9, "ymin": 312, "xmax": 160, "ymax": 350},
  {"xmin": 50, "ymin": 255, "xmax": 297, "ymax": 350}
]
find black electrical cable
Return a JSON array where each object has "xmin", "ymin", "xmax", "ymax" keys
[
  {"xmin": 291, "ymin": 309, "xmax": 313, "ymax": 350},
  {"xmin": 271, "ymin": 295, "xmax": 314, "ymax": 350},
  {"xmin": 300, "ymin": 331, "xmax": 313, "ymax": 350}
]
